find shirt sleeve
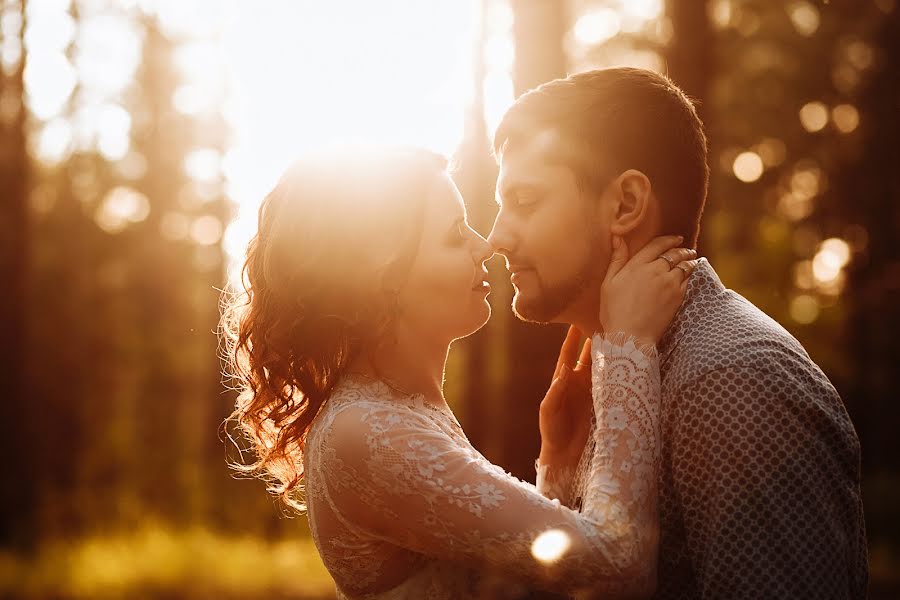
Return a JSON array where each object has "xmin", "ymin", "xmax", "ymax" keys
[
  {"xmin": 317, "ymin": 333, "xmax": 662, "ymax": 597},
  {"xmin": 669, "ymin": 363, "xmax": 867, "ymax": 598}
]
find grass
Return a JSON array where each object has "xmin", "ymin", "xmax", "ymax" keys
[{"xmin": 0, "ymin": 522, "xmax": 336, "ymax": 599}]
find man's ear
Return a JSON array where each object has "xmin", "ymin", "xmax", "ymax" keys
[{"xmin": 607, "ymin": 169, "xmax": 653, "ymax": 237}]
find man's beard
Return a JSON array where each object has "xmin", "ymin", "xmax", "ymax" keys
[{"xmin": 512, "ymin": 243, "xmax": 603, "ymax": 324}]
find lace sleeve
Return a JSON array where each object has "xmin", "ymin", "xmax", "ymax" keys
[{"xmin": 319, "ymin": 337, "xmax": 661, "ymax": 596}]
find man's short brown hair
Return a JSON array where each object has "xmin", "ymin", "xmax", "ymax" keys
[{"xmin": 493, "ymin": 67, "xmax": 709, "ymax": 247}]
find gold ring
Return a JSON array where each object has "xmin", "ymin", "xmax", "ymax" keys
[
  {"xmin": 658, "ymin": 254, "xmax": 676, "ymax": 269},
  {"xmin": 676, "ymin": 264, "xmax": 691, "ymax": 276}
]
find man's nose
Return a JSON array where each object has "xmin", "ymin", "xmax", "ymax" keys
[
  {"xmin": 472, "ymin": 232, "xmax": 493, "ymax": 265},
  {"xmin": 486, "ymin": 210, "xmax": 512, "ymax": 255}
]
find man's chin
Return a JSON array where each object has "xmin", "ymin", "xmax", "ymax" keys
[{"xmin": 511, "ymin": 292, "xmax": 561, "ymax": 324}]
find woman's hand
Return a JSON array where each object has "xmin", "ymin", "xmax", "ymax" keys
[
  {"xmin": 539, "ymin": 326, "xmax": 593, "ymax": 465},
  {"xmin": 599, "ymin": 235, "xmax": 698, "ymax": 348}
]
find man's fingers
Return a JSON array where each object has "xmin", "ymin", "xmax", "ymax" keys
[
  {"xmin": 555, "ymin": 325, "xmax": 583, "ymax": 379},
  {"xmin": 631, "ymin": 235, "xmax": 686, "ymax": 265}
]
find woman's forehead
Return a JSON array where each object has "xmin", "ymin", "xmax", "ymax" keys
[{"xmin": 426, "ymin": 173, "xmax": 466, "ymax": 221}]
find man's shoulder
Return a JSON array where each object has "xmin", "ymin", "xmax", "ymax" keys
[{"xmin": 663, "ymin": 288, "xmax": 829, "ymax": 395}]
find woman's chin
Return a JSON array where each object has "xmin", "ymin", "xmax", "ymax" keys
[{"xmin": 453, "ymin": 302, "xmax": 492, "ymax": 340}]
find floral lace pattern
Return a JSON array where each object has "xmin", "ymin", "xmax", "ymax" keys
[{"xmin": 303, "ymin": 333, "xmax": 661, "ymax": 599}]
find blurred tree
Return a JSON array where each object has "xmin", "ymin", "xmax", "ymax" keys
[
  {"xmin": 451, "ymin": 0, "xmax": 503, "ymax": 458},
  {"xmin": 498, "ymin": 0, "xmax": 570, "ymax": 482},
  {"xmin": 838, "ymin": 2, "xmax": 900, "ymax": 561},
  {"xmin": 0, "ymin": 0, "xmax": 31, "ymax": 549}
]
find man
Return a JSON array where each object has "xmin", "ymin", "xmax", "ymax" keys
[{"xmin": 488, "ymin": 67, "xmax": 867, "ymax": 598}]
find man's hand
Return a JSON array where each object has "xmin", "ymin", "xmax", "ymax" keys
[{"xmin": 538, "ymin": 326, "xmax": 593, "ymax": 465}]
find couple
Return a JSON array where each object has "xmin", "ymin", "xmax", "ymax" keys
[{"xmin": 226, "ymin": 68, "xmax": 867, "ymax": 599}]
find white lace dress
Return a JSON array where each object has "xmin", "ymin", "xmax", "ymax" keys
[{"xmin": 302, "ymin": 333, "xmax": 661, "ymax": 599}]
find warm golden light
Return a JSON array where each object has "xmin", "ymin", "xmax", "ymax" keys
[
  {"xmin": 184, "ymin": 149, "xmax": 222, "ymax": 184},
  {"xmin": 790, "ymin": 164, "xmax": 824, "ymax": 200},
  {"xmin": 574, "ymin": 9, "xmax": 622, "ymax": 45},
  {"xmin": 160, "ymin": 212, "xmax": 191, "ymax": 242},
  {"xmin": 832, "ymin": 104, "xmax": 860, "ymax": 133},
  {"xmin": 812, "ymin": 238, "xmax": 851, "ymax": 291},
  {"xmin": 845, "ymin": 41, "xmax": 874, "ymax": 71},
  {"xmin": 190, "ymin": 215, "xmax": 224, "ymax": 246},
  {"xmin": 821, "ymin": 238, "xmax": 851, "ymax": 264},
  {"xmin": 787, "ymin": 1, "xmax": 820, "ymax": 36},
  {"xmin": 793, "ymin": 260, "xmax": 815, "ymax": 290},
  {"xmin": 219, "ymin": 1, "xmax": 480, "ymax": 282},
  {"xmin": 754, "ymin": 138, "xmax": 787, "ymax": 167},
  {"xmin": 32, "ymin": 117, "xmax": 73, "ymax": 166},
  {"xmin": 531, "ymin": 529, "xmax": 571, "ymax": 564},
  {"xmin": 709, "ymin": 0, "xmax": 733, "ymax": 29},
  {"xmin": 777, "ymin": 192, "xmax": 814, "ymax": 222},
  {"xmin": 623, "ymin": 0, "xmax": 664, "ymax": 21},
  {"xmin": 23, "ymin": 51, "xmax": 76, "ymax": 120},
  {"xmin": 799, "ymin": 102, "xmax": 829, "ymax": 132},
  {"xmin": 790, "ymin": 294, "xmax": 820, "ymax": 324},
  {"xmin": 733, "ymin": 151, "xmax": 764, "ymax": 182},
  {"xmin": 95, "ymin": 186, "xmax": 151, "ymax": 234}
]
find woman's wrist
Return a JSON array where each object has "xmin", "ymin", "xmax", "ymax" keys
[{"xmin": 598, "ymin": 326, "xmax": 656, "ymax": 349}]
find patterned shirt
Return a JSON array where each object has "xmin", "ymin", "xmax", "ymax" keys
[{"xmin": 569, "ymin": 258, "xmax": 868, "ymax": 599}]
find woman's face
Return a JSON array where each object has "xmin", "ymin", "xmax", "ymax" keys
[{"xmin": 397, "ymin": 173, "xmax": 493, "ymax": 342}]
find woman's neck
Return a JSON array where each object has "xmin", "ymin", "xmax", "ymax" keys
[{"xmin": 348, "ymin": 326, "xmax": 449, "ymax": 407}]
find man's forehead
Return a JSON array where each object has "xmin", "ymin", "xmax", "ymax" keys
[
  {"xmin": 500, "ymin": 128, "xmax": 567, "ymax": 164},
  {"xmin": 498, "ymin": 130, "xmax": 577, "ymax": 186}
]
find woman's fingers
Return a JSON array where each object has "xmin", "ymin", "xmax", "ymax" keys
[
  {"xmin": 631, "ymin": 235, "xmax": 685, "ymax": 265},
  {"xmin": 572, "ymin": 337, "xmax": 592, "ymax": 375},
  {"xmin": 657, "ymin": 248, "xmax": 697, "ymax": 272},
  {"xmin": 554, "ymin": 325, "xmax": 583, "ymax": 379},
  {"xmin": 667, "ymin": 258, "xmax": 700, "ymax": 289}
]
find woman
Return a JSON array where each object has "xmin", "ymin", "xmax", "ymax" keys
[{"xmin": 223, "ymin": 146, "xmax": 697, "ymax": 598}]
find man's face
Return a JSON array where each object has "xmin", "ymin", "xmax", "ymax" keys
[{"xmin": 488, "ymin": 135, "xmax": 611, "ymax": 323}]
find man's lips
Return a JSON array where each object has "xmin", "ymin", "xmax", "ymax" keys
[
  {"xmin": 509, "ymin": 267, "xmax": 534, "ymax": 286},
  {"xmin": 472, "ymin": 270, "xmax": 490, "ymax": 291}
]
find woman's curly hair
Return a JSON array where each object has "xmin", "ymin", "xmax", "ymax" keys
[{"xmin": 220, "ymin": 146, "xmax": 447, "ymax": 512}]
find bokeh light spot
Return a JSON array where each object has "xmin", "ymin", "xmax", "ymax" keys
[
  {"xmin": 531, "ymin": 529, "xmax": 571, "ymax": 564},
  {"xmin": 190, "ymin": 215, "xmax": 224, "ymax": 246},
  {"xmin": 95, "ymin": 186, "xmax": 150, "ymax": 234},
  {"xmin": 573, "ymin": 9, "xmax": 621, "ymax": 45},
  {"xmin": 832, "ymin": 104, "xmax": 860, "ymax": 133},
  {"xmin": 790, "ymin": 294, "xmax": 820, "ymax": 324},
  {"xmin": 799, "ymin": 102, "xmax": 828, "ymax": 132},
  {"xmin": 733, "ymin": 151, "xmax": 764, "ymax": 182},
  {"xmin": 787, "ymin": 1, "xmax": 820, "ymax": 36}
]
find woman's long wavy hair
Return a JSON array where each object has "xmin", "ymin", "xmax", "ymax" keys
[{"xmin": 221, "ymin": 146, "xmax": 447, "ymax": 512}]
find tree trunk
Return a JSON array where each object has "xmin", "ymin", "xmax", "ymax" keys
[
  {"xmin": 0, "ymin": 0, "xmax": 32, "ymax": 549},
  {"xmin": 500, "ymin": 0, "xmax": 569, "ymax": 482}
]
